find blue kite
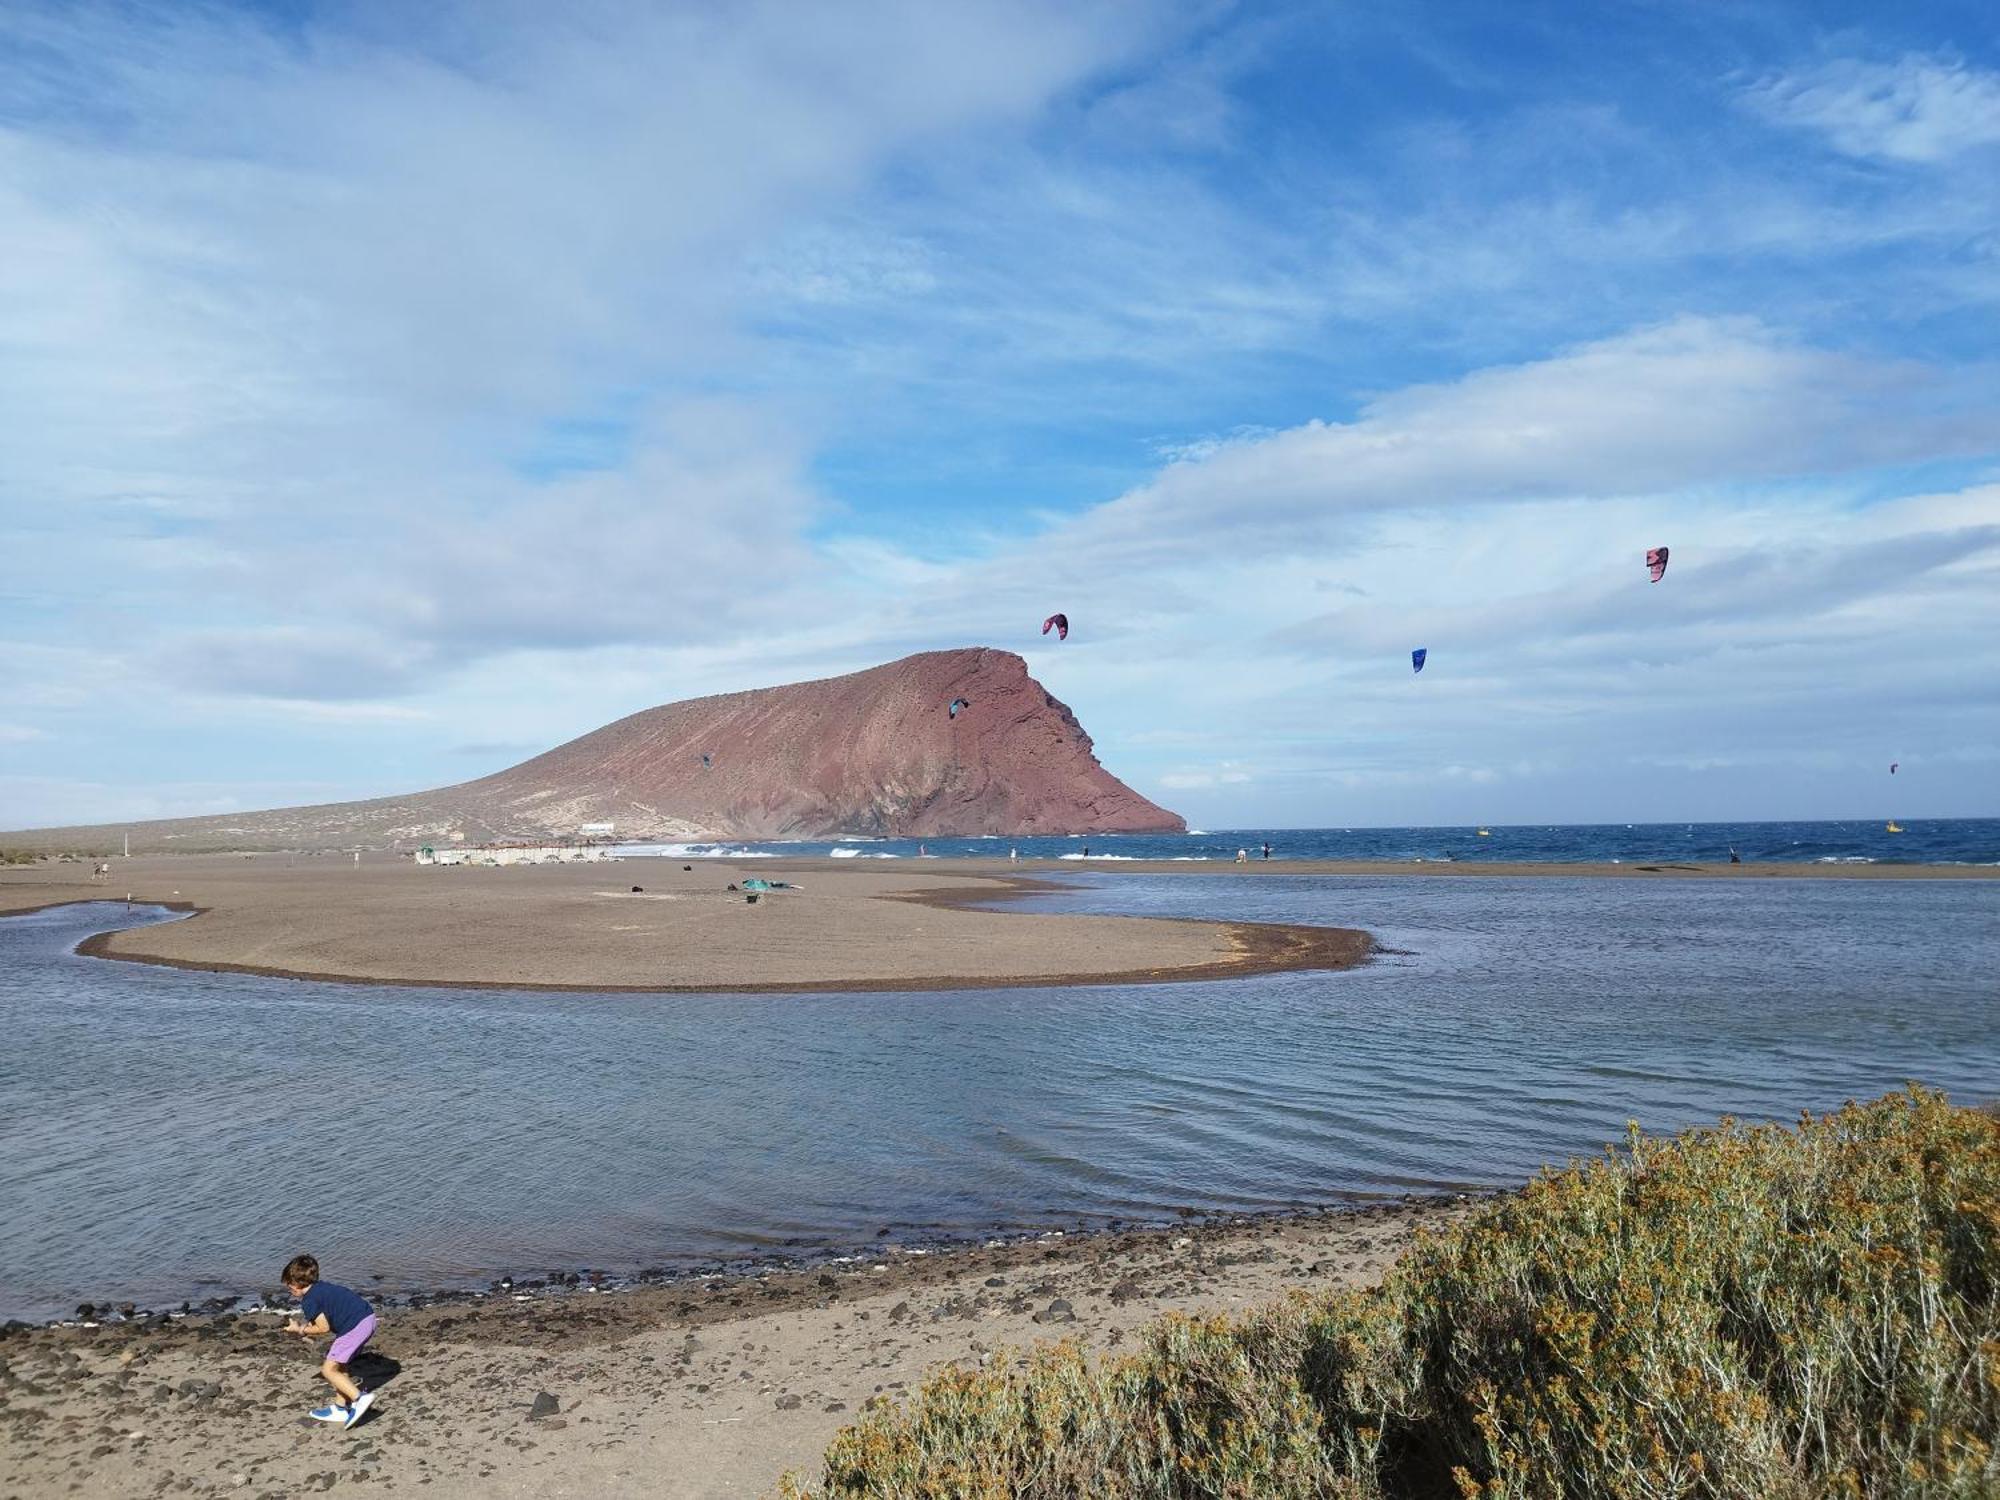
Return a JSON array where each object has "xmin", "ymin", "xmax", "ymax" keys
[{"xmin": 1411, "ymin": 648, "xmax": 1427, "ymax": 674}]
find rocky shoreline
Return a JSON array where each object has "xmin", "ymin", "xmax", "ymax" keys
[{"xmin": 9, "ymin": 1191, "xmax": 1488, "ymax": 1334}]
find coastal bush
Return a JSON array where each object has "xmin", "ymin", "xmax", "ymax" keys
[{"xmin": 779, "ymin": 1089, "xmax": 2000, "ymax": 1498}]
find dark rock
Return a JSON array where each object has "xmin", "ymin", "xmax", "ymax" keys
[
  {"xmin": 1032, "ymin": 1299, "xmax": 1076, "ymax": 1325},
  {"xmin": 774, "ymin": 1394, "xmax": 802, "ymax": 1410},
  {"xmin": 179, "ymin": 1378, "xmax": 222, "ymax": 1401},
  {"xmin": 527, "ymin": 1391, "xmax": 560, "ymax": 1420}
]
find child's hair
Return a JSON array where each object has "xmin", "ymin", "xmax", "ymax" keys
[{"xmin": 282, "ymin": 1254, "xmax": 321, "ymax": 1288}]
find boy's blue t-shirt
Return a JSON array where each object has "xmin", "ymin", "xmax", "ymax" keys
[{"xmin": 301, "ymin": 1281, "xmax": 373, "ymax": 1336}]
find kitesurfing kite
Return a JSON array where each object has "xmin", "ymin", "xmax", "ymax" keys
[
  {"xmin": 948, "ymin": 697, "xmax": 970, "ymax": 719},
  {"xmin": 700, "ymin": 753, "xmax": 712, "ymax": 769},
  {"xmin": 1646, "ymin": 546, "xmax": 1670, "ymax": 583},
  {"xmin": 1041, "ymin": 612, "xmax": 1069, "ymax": 641},
  {"xmin": 1890, "ymin": 762, "xmax": 1898, "ymax": 775},
  {"xmin": 1411, "ymin": 648, "xmax": 1427, "ymax": 674}
]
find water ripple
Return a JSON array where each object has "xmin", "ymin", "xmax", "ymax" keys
[{"xmin": 1, "ymin": 880, "xmax": 1997, "ymax": 1320}]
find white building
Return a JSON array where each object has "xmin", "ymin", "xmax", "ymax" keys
[{"xmin": 416, "ymin": 843, "xmax": 618, "ymax": 867}]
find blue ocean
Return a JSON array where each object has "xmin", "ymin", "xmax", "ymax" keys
[{"xmin": 617, "ymin": 817, "xmax": 2000, "ymax": 866}]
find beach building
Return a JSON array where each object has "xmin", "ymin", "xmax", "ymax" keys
[{"xmin": 416, "ymin": 843, "xmax": 618, "ymax": 867}]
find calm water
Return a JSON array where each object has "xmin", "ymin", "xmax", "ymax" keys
[
  {"xmin": 616, "ymin": 817, "xmax": 2000, "ymax": 866},
  {"xmin": 1, "ymin": 875, "xmax": 1996, "ymax": 1321}
]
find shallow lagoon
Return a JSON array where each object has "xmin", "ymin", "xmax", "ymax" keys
[{"xmin": 2, "ymin": 874, "xmax": 1995, "ymax": 1321}]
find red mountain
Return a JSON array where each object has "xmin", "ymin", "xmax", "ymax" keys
[{"xmin": 3, "ymin": 648, "xmax": 1184, "ymax": 850}]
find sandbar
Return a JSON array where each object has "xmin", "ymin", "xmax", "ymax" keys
[{"xmin": 0, "ymin": 854, "xmax": 1370, "ymax": 992}]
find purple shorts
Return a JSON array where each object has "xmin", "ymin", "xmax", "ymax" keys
[{"xmin": 328, "ymin": 1315, "xmax": 376, "ymax": 1364}]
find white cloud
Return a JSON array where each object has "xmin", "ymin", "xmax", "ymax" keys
[
  {"xmin": 0, "ymin": 0, "xmax": 1162, "ymax": 697},
  {"xmin": 1075, "ymin": 318, "xmax": 1989, "ymax": 554},
  {"xmin": 1745, "ymin": 54, "xmax": 2000, "ymax": 163},
  {"xmin": 1158, "ymin": 762, "xmax": 1255, "ymax": 790}
]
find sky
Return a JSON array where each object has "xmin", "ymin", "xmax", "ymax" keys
[{"xmin": 2, "ymin": 0, "xmax": 1997, "ymax": 832}]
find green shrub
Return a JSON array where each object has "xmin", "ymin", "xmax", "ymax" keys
[{"xmin": 781, "ymin": 1089, "xmax": 2000, "ymax": 1498}]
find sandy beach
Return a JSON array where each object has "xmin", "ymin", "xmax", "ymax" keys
[
  {"xmin": 0, "ymin": 851, "xmax": 1984, "ymax": 995},
  {"xmin": 0, "ymin": 854, "xmax": 1373, "ymax": 992},
  {"xmin": 0, "ymin": 1197, "xmax": 1474, "ymax": 1500}
]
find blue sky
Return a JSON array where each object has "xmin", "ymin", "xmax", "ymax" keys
[{"xmin": 2, "ymin": 0, "xmax": 1996, "ymax": 831}]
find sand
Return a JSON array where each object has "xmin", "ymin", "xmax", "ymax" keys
[
  {"xmin": 0, "ymin": 1198, "xmax": 1476, "ymax": 1499},
  {"xmin": 0, "ymin": 854, "xmax": 1373, "ymax": 992},
  {"xmin": 1, "ymin": 851, "xmax": 1982, "ymax": 996}
]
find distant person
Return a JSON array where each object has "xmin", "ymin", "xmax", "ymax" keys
[
  {"xmin": 281, "ymin": 1254, "xmax": 378, "ymax": 1429},
  {"xmin": 1729, "ymin": 848, "xmax": 1742, "ymax": 865},
  {"xmin": 1261, "ymin": 842, "xmax": 1271, "ymax": 860},
  {"xmin": 1082, "ymin": 845, "xmax": 1089, "ymax": 857},
  {"xmin": 1009, "ymin": 847, "xmax": 1018, "ymax": 862},
  {"xmin": 1235, "ymin": 848, "xmax": 1248, "ymax": 864}
]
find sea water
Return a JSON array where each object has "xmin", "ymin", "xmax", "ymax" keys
[
  {"xmin": 615, "ymin": 816, "xmax": 2000, "ymax": 865},
  {"xmin": 0, "ymin": 872, "xmax": 1995, "ymax": 1321}
]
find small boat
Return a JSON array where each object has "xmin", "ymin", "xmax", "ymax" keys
[
  {"xmin": 1476, "ymin": 827, "xmax": 1491, "ymax": 837},
  {"xmin": 1885, "ymin": 821, "xmax": 1904, "ymax": 833}
]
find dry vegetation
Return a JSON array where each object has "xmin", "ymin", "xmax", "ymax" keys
[{"xmin": 783, "ymin": 1089, "xmax": 1999, "ymax": 1498}]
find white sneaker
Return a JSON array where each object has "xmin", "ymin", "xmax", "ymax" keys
[
  {"xmin": 309, "ymin": 1402, "xmax": 350, "ymax": 1423},
  {"xmin": 343, "ymin": 1391, "xmax": 375, "ymax": 1429}
]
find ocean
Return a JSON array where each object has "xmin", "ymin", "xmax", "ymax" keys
[
  {"xmin": 614, "ymin": 816, "xmax": 2000, "ymax": 866},
  {"xmin": 2, "ymin": 863, "xmax": 1996, "ymax": 1323}
]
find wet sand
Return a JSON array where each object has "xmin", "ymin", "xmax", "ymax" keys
[{"xmin": 0, "ymin": 1198, "xmax": 1475, "ymax": 1500}]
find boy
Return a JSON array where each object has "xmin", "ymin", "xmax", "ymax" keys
[{"xmin": 281, "ymin": 1254, "xmax": 378, "ymax": 1429}]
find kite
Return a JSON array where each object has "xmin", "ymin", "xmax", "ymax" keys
[
  {"xmin": 1411, "ymin": 648, "xmax": 1427, "ymax": 674},
  {"xmin": 1041, "ymin": 612, "xmax": 1069, "ymax": 641},
  {"xmin": 948, "ymin": 697, "xmax": 970, "ymax": 719},
  {"xmin": 1890, "ymin": 762, "xmax": 1898, "ymax": 775},
  {"xmin": 699, "ymin": 753, "xmax": 712, "ymax": 769},
  {"xmin": 1646, "ymin": 546, "xmax": 1670, "ymax": 584}
]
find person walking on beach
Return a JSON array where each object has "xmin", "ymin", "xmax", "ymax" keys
[{"xmin": 281, "ymin": 1254, "xmax": 378, "ymax": 1429}]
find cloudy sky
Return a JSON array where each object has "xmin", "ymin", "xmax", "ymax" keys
[{"xmin": 2, "ymin": 0, "xmax": 1996, "ymax": 831}]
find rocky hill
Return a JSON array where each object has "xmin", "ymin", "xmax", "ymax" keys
[{"xmin": 3, "ymin": 649, "xmax": 1184, "ymax": 852}]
